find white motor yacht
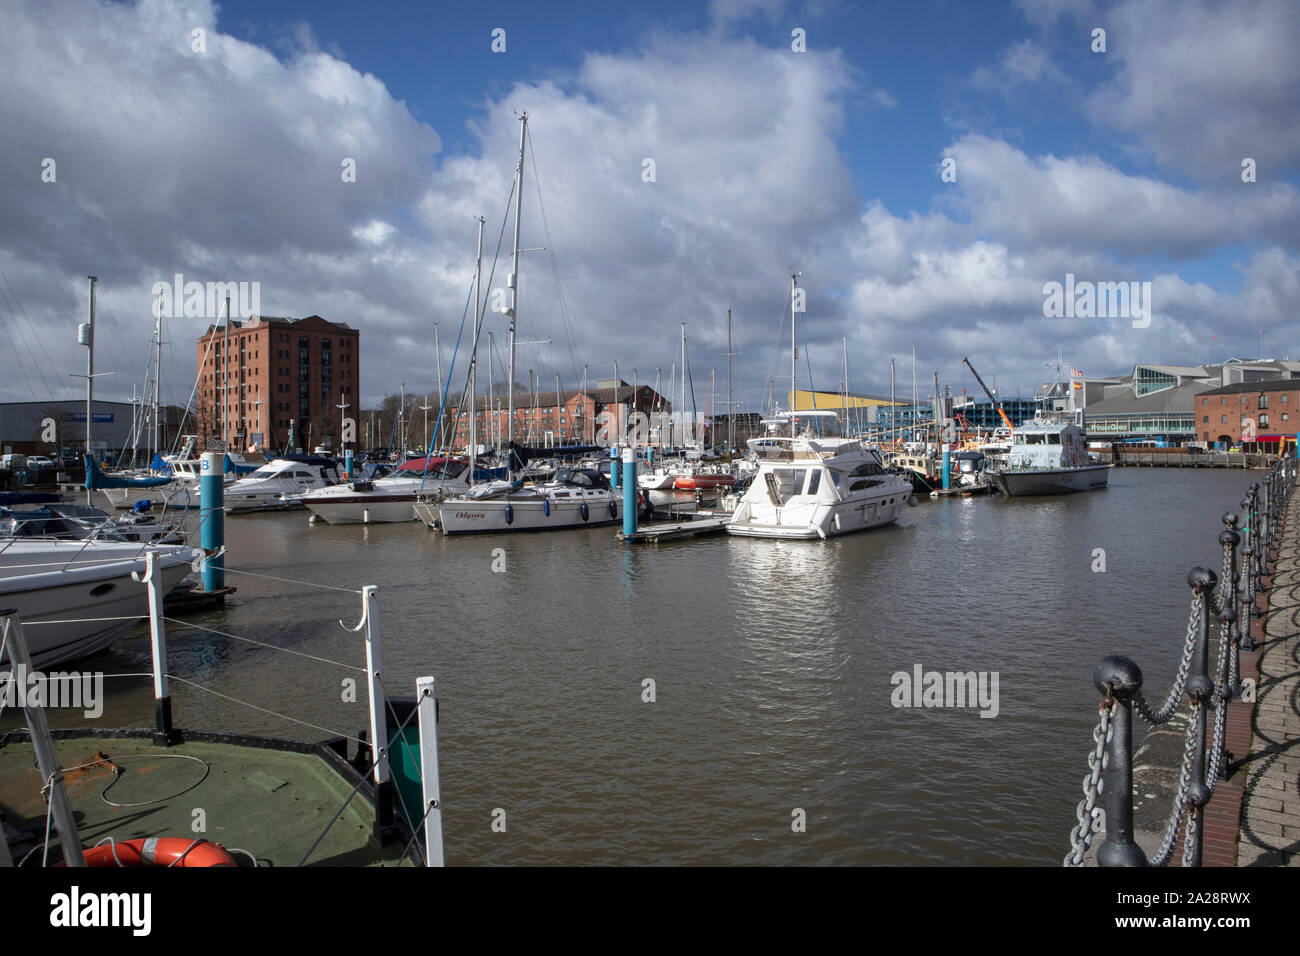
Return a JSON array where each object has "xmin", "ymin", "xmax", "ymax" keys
[
  {"xmin": 727, "ymin": 435, "xmax": 913, "ymax": 539},
  {"xmin": 223, "ymin": 456, "xmax": 341, "ymax": 514}
]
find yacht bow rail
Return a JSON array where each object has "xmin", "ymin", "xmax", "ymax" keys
[{"xmin": 1066, "ymin": 456, "xmax": 1297, "ymax": 866}]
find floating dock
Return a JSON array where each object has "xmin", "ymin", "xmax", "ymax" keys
[{"xmin": 618, "ymin": 515, "xmax": 729, "ymax": 544}]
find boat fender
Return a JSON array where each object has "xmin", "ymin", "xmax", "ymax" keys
[
  {"xmin": 505, "ymin": 504, "xmax": 514, "ymax": 525},
  {"xmin": 609, "ymin": 501, "xmax": 617, "ymax": 519},
  {"xmin": 580, "ymin": 502, "xmax": 589, "ymax": 522},
  {"xmin": 907, "ymin": 495, "xmax": 918, "ymax": 507},
  {"xmin": 543, "ymin": 499, "xmax": 550, "ymax": 517}
]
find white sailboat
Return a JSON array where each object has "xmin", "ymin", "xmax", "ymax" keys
[{"xmin": 436, "ymin": 112, "xmax": 621, "ymax": 535}]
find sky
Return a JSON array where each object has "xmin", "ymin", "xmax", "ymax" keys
[{"xmin": 1, "ymin": 0, "xmax": 1297, "ymax": 415}]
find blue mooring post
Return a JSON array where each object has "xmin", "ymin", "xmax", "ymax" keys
[
  {"xmin": 941, "ymin": 444, "xmax": 951, "ymax": 490},
  {"xmin": 622, "ymin": 446, "xmax": 637, "ymax": 537},
  {"xmin": 610, "ymin": 446, "xmax": 620, "ymax": 490},
  {"xmin": 200, "ymin": 451, "xmax": 224, "ymax": 591},
  {"xmin": 344, "ymin": 449, "xmax": 354, "ymax": 478}
]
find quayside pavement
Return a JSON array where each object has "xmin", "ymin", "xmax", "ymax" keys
[{"xmin": 1232, "ymin": 490, "xmax": 1300, "ymax": 865}]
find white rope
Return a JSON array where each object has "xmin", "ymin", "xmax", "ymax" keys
[
  {"xmin": 163, "ymin": 618, "xmax": 365, "ymax": 672},
  {"xmin": 217, "ymin": 565, "xmax": 363, "ymax": 594},
  {"xmin": 164, "ymin": 675, "xmax": 363, "ymax": 745}
]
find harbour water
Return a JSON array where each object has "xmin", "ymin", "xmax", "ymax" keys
[{"xmin": 8, "ymin": 467, "xmax": 1259, "ymax": 864}]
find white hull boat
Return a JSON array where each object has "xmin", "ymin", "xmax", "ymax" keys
[
  {"xmin": 437, "ymin": 468, "xmax": 622, "ymax": 535},
  {"xmin": 301, "ymin": 459, "xmax": 470, "ymax": 525},
  {"xmin": 224, "ymin": 457, "xmax": 341, "ymax": 514},
  {"xmin": 727, "ymin": 435, "xmax": 913, "ymax": 540},
  {"xmin": 0, "ymin": 540, "xmax": 201, "ymax": 669}
]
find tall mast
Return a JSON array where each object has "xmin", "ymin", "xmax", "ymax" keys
[
  {"xmin": 506, "ymin": 111, "xmax": 527, "ymax": 480},
  {"xmin": 487, "ymin": 331, "xmax": 496, "ymax": 453},
  {"xmin": 85, "ymin": 276, "xmax": 96, "ymax": 505},
  {"xmin": 223, "ymin": 295, "xmax": 230, "ymax": 446},
  {"xmin": 726, "ymin": 308, "xmax": 734, "ymax": 455},
  {"xmin": 911, "ymin": 342, "xmax": 917, "ymax": 444},
  {"xmin": 432, "ymin": 323, "xmax": 442, "ymax": 453},
  {"xmin": 680, "ymin": 324, "xmax": 686, "ymax": 446},
  {"xmin": 153, "ymin": 313, "xmax": 162, "ymax": 460},
  {"xmin": 790, "ymin": 273, "xmax": 798, "ymax": 439},
  {"xmin": 469, "ymin": 214, "xmax": 485, "ymax": 475},
  {"xmin": 842, "ymin": 337, "xmax": 849, "ymax": 438},
  {"xmin": 890, "ymin": 358, "xmax": 896, "ymax": 448}
]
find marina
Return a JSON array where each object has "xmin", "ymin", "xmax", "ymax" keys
[
  {"xmin": 4, "ymin": 465, "xmax": 1292, "ymax": 866},
  {"xmin": 1, "ymin": 0, "xmax": 1297, "ymax": 914}
]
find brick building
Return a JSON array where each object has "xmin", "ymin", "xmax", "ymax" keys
[
  {"xmin": 196, "ymin": 315, "xmax": 359, "ymax": 453},
  {"xmin": 1195, "ymin": 379, "xmax": 1300, "ymax": 451},
  {"xmin": 448, "ymin": 380, "xmax": 669, "ymax": 450}
]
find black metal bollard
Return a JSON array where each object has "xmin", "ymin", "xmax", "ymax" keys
[
  {"xmin": 1219, "ymin": 524, "xmax": 1244, "ymax": 690},
  {"xmin": 1093, "ymin": 654, "xmax": 1147, "ymax": 867},
  {"xmin": 1184, "ymin": 566, "xmax": 1217, "ymax": 867}
]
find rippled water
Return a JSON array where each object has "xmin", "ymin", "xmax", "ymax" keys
[{"xmin": 11, "ymin": 467, "xmax": 1262, "ymax": 864}]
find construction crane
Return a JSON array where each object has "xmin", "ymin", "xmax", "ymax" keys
[{"xmin": 961, "ymin": 357, "xmax": 1014, "ymax": 430}]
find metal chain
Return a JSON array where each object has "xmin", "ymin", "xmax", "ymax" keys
[
  {"xmin": 1134, "ymin": 593, "xmax": 1201, "ymax": 725},
  {"xmin": 1150, "ymin": 711, "xmax": 1198, "ymax": 867},
  {"xmin": 1064, "ymin": 698, "xmax": 1116, "ymax": 866},
  {"xmin": 1182, "ymin": 808, "xmax": 1200, "ymax": 869}
]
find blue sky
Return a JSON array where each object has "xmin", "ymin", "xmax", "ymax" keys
[{"xmin": 1, "ymin": 0, "xmax": 1297, "ymax": 411}]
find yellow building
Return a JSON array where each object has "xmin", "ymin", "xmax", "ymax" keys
[{"xmin": 789, "ymin": 389, "xmax": 898, "ymax": 412}]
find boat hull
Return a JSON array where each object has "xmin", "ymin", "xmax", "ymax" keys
[
  {"xmin": 0, "ymin": 543, "xmax": 200, "ymax": 669},
  {"xmin": 437, "ymin": 493, "xmax": 621, "ymax": 535},
  {"xmin": 727, "ymin": 484, "xmax": 909, "ymax": 539},
  {"xmin": 304, "ymin": 494, "xmax": 419, "ymax": 524},
  {"xmin": 992, "ymin": 465, "xmax": 1109, "ymax": 497}
]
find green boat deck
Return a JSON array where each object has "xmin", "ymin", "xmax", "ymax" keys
[{"xmin": 0, "ymin": 731, "xmax": 414, "ymax": 867}]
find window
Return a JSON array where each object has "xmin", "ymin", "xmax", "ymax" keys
[
  {"xmin": 1283, "ymin": 413, "xmax": 1290, "ymax": 422},
  {"xmin": 1260, "ymin": 415, "xmax": 1270, "ymax": 427},
  {"xmin": 1221, "ymin": 397, "xmax": 1227, "ymax": 405},
  {"xmin": 1259, "ymin": 394, "xmax": 1269, "ymax": 409},
  {"xmin": 1221, "ymin": 416, "xmax": 1227, "ymax": 423},
  {"xmin": 1283, "ymin": 393, "xmax": 1290, "ymax": 403},
  {"xmin": 1203, "ymin": 416, "xmax": 1209, "ymax": 423}
]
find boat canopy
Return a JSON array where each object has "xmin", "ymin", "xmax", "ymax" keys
[{"xmin": 84, "ymin": 455, "xmax": 172, "ymax": 490}]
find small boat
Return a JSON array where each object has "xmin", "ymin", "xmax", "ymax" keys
[
  {"xmin": 0, "ymin": 503, "xmax": 185, "ymax": 544},
  {"xmin": 301, "ymin": 457, "xmax": 470, "ymax": 524},
  {"xmin": 990, "ymin": 417, "xmax": 1109, "ymax": 496},
  {"xmin": 223, "ymin": 456, "xmax": 342, "ymax": 514},
  {"xmin": 0, "ymin": 539, "xmax": 201, "ymax": 669}
]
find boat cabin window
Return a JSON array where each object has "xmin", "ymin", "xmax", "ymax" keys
[
  {"xmin": 1047, "ymin": 434, "xmax": 1060, "ymax": 444},
  {"xmin": 771, "ymin": 468, "xmax": 806, "ymax": 502},
  {"xmin": 1025, "ymin": 434, "xmax": 1046, "ymax": 444},
  {"xmin": 806, "ymin": 471, "xmax": 821, "ymax": 495}
]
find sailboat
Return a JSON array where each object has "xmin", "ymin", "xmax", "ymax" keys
[
  {"xmin": 727, "ymin": 274, "xmax": 913, "ymax": 539},
  {"xmin": 436, "ymin": 112, "xmax": 622, "ymax": 535}
]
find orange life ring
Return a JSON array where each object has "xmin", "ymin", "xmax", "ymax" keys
[{"xmin": 69, "ymin": 838, "xmax": 239, "ymax": 868}]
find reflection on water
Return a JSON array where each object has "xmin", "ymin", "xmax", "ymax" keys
[{"xmin": 3, "ymin": 468, "xmax": 1261, "ymax": 864}]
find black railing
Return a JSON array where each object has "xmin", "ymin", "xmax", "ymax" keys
[{"xmin": 1066, "ymin": 456, "xmax": 1297, "ymax": 866}]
